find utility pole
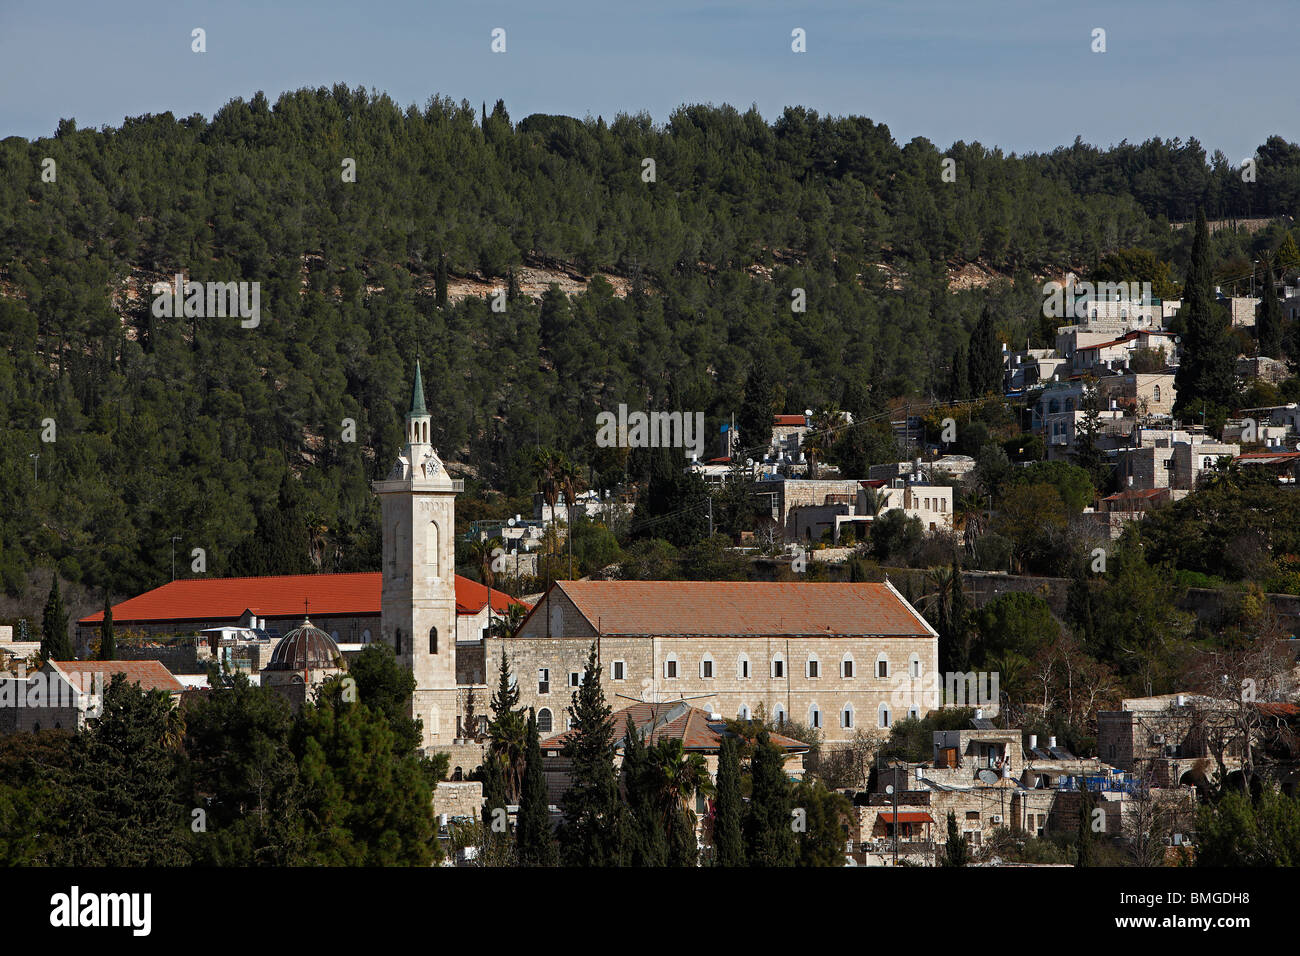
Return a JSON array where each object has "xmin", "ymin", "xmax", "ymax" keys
[{"xmin": 29, "ymin": 453, "xmax": 38, "ymax": 483}]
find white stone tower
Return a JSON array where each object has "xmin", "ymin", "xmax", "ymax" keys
[{"xmin": 372, "ymin": 361, "xmax": 462, "ymax": 751}]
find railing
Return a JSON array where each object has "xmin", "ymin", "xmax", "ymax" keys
[{"xmin": 1059, "ymin": 774, "xmax": 1143, "ymax": 795}]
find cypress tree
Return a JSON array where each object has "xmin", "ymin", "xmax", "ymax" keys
[
  {"xmin": 1174, "ymin": 209, "xmax": 1237, "ymax": 416},
  {"xmin": 1077, "ymin": 788, "xmax": 1098, "ymax": 867},
  {"xmin": 966, "ymin": 305, "xmax": 1002, "ymax": 397},
  {"xmin": 488, "ymin": 652, "xmax": 526, "ymax": 803},
  {"xmin": 1256, "ymin": 255, "xmax": 1284, "ymax": 358},
  {"xmin": 517, "ymin": 708, "xmax": 557, "ymax": 866},
  {"xmin": 943, "ymin": 811, "xmax": 969, "ymax": 866},
  {"xmin": 41, "ymin": 574, "xmax": 72, "ymax": 661},
  {"xmin": 948, "ymin": 343, "xmax": 970, "ymax": 403},
  {"xmin": 713, "ymin": 734, "xmax": 745, "ymax": 866},
  {"xmin": 99, "ymin": 594, "xmax": 115, "ymax": 661},
  {"xmin": 622, "ymin": 716, "xmax": 668, "ymax": 866},
  {"xmin": 557, "ymin": 644, "xmax": 625, "ymax": 865},
  {"xmin": 480, "ymin": 750, "xmax": 511, "ymax": 862},
  {"xmin": 743, "ymin": 730, "xmax": 795, "ymax": 866}
]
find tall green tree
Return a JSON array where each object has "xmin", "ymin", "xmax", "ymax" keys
[
  {"xmin": 967, "ymin": 305, "xmax": 1003, "ymax": 397},
  {"xmin": 41, "ymin": 574, "xmax": 72, "ymax": 661},
  {"xmin": 557, "ymin": 644, "xmax": 625, "ymax": 866},
  {"xmin": 516, "ymin": 708, "xmax": 557, "ymax": 866},
  {"xmin": 98, "ymin": 593, "xmax": 115, "ymax": 661},
  {"xmin": 1256, "ymin": 255, "xmax": 1284, "ymax": 358},
  {"xmin": 743, "ymin": 730, "xmax": 795, "ymax": 866},
  {"xmin": 621, "ymin": 716, "xmax": 668, "ymax": 866},
  {"xmin": 713, "ymin": 734, "xmax": 745, "ymax": 866},
  {"xmin": 488, "ymin": 652, "xmax": 527, "ymax": 802},
  {"xmin": 943, "ymin": 811, "xmax": 969, "ymax": 866},
  {"xmin": 1174, "ymin": 209, "xmax": 1237, "ymax": 416}
]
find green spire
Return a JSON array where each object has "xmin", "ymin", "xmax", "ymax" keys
[{"xmin": 409, "ymin": 360, "xmax": 427, "ymax": 416}]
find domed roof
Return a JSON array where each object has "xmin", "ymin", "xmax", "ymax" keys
[{"xmin": 265, "ymin": 617, "xmax": 341, "ymax": 671}]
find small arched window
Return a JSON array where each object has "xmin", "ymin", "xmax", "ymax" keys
[
  {"xmin": 737, "ymin": 654, "xmax": 751, "ymax": 680},
  {"xmin": 1153, "ymin": 385, "xmax": 1161, "ymax": 403},
  {"xmin": 700, "ymin": 654, "xmax": 715, "ymax": 679},
  {"xmin": 809, "ymin": 704, "xmax": 822, "ymax": 729},
  {"xmin": 909, "ymin": 654, "xmax": 921, "ymax": 678},
  {"xmin": 361, "ymin": 628, "xmax": 372, "ymax": 644},
  {"xmin": 738, "ymin": 704, "xmax": 751, "ymax": 720},
  {"xmin": 841, "ymin": 704, "xmax": 854, "ymax": 729},
  {"xmin": 664, "ymin": 654, "xmax": 679, "ymax": 679},
  {"xmin": 771, "ymin": 654, "xmax": 786, "ymax": 679},
  {"xmin": 879, "ymin": 704, "xmax": 892, "ymax": 729},
  {"xmin": 773, "ymin": 704, "xmax": 787, "ymax": 726},
  {"xmin": 429, "ymin": 626, "xmax": 438, "ymax": 655},
  {"xmin": 841, "ymin": 654, "xmax": 855, "ymax": 678},
  {"xmin": 537, "ymin": 708, "xmax": 553, "ymax": 733},
  {"xmin": 876, "ymin": 654, "xmax": 890, "ymax": 679},
  {"xmin": 805, "ymin": 654, "xmax": 820, "ymax": 679},
  {"xmin": 429, "ymin": 707, "xmax": 439, "ymax": 737}
]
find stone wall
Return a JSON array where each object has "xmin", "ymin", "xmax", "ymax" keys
[{"xmin": 433, "ymin": 781, "xmax": 484, "ymax": 821}]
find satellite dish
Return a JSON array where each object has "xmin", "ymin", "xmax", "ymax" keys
[
  {"xmin": 745, "ymin": 458, "xmax": 754, "ymax": 467},
  {"xmin": 978, "ymin": 770, "xmax": 999, "ymax": 785},
  {"xmin": 507, "ymin": 517, "xmax": 516, "ymax": 527},
  {"xmin": 884, "ymin": 785, "xmax": 894, "ymax": 795},
  {"xmin": 804, "ymin": 408, "xmax": 813, "ymax": 418}
]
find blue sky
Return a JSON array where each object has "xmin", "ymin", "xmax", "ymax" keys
[{"xmin": 0, "ymin": 0, "xmax": 1291, "ymax": 158}]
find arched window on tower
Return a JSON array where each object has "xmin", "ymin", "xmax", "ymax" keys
[
  {"xmin": 537, "ymin": 708, "xmax": 553, "ymax": 733},
  {"xmin": 428, "ymin": 520, "xmax": 440, "ymax": 577},
  {"xmin": 429, "ymin": 627, "xmax": 438, "ymax": 655},
  {"xmin": 394, "ymin": 629, "xmax": 403, "ymax": 655}
]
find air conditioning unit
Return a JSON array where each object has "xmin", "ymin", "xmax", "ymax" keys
[
  {"xmin": 1172, "ymin": 833, "xmax": 1185, "ymax": 846},
  {"xmin": 991, "ymin": 814, "xmax": 1003, "ymax": 824},
  {"xmin": 1150, "ymin": 734, "xmax": 1165, "ymax": 745}
]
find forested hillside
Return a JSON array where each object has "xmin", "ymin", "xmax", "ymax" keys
[{"xmin": 2, "ymin": 85, "xmax": 1299, "ymax": 608}]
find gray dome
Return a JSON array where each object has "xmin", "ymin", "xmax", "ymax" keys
[{"xmin": 266, "ymin": 618, "xmax": 341, "ymax": 671}]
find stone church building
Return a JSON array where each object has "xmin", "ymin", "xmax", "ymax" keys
[{"xmin": 80, "ymin": 364, "xmax": 940, "ymax": 756}]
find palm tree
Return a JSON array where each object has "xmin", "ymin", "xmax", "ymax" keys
[
  {"xmin": 651, "ymin": 738, "xmax": 715, "ymax": 856},
  {"xmin": 532, "ymin": 447, "xmax": 567, "ymax": 635},
  {"xmin": 954, "ymin": 489, "xmax": 985, "ymax": 557},
  {"xmin": 470, "ymin": 534, "xmax": 506, "ymax": 634},
  {"xmin": 919, "ymin": 565, "xmax": 957, "ymax": 636},
  {"xmin": 559, "ymin": 457, "xmax": 585, "ymax": 580},
  {"xmin": 802, "ymin": 406, "xmax": 847, "ymax": 479}
]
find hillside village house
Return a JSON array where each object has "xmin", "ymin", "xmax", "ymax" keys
[{"xmin": 0, "ymin": 660, "xmax": 183, "ymax": 734}]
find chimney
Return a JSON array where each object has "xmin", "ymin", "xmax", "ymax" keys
[
  {"xmin": 1048, "ymin": 736, "xmax": 1057, "ymax": 750},
  {"xmin": 1029, "ymin": 734, "xmax": 1037, "ymax": 750}
]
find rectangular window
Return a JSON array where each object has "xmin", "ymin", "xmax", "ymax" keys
[
  {"xmin": 877, "ymin": 660, "xmax": 889, "ymax": 678},
  {"xmin": 612, "ymin": 660, "xmax": 625, "ymax": 681},
  {"xmin": 740, "ymin": 659, "xmax": 750, "ymax": 679},
  {"xmin": 772, "ymin": 659, "xmax": 784, "ymax": 679},
  {"xmin": 665, "ymin": 659, "xmax": 678, "ymax": 679},
  {"xmin": 807, "ymin": 660, "xmax": 819, "ymax": 679},
  {"xmin": 842, "ymin": 659, "xmax": 854, "ymax": 678},
  {"xmin": 568, "ymin": 671, "xmax": 580, "ymax": 688},
  {"xmin": 538, "ymin": 668, "xmax": 549, "ymax": 695},
  {"xmin": 702, "ymin": 659, "xmax": 714, "ymax": 678},
  {"xmin": 966, "ymin": 811, "xmax": 980, "ymax": 821},
  {"xmin": 843, "ymin": 710, "xmax": 853, "ymax": 729},
  {"xmin": 811, "ymin": 711, "xmax": 821, "ymax": 729}
]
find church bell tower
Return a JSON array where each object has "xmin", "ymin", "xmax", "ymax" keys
[{"xmin": 372, "ymin": 361, "xmax": 461, "ymax": 751}]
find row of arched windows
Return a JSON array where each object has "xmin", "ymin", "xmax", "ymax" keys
[
  {"xmin": 661, "ymin": 652, "xmax": 923, "ymax": 680},
  {"xmin": 758, "ymin": 702, "xmax": 922, "ymax": 730}
]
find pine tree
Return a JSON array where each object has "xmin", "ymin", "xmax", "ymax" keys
[
  {"xmin": 966, "ymin": 305, "xmax": 1002, "ymax": 397},
  {"xmin": 621, "ymin": 715, "xmax": 668, "ymax": 866},
  {"xmin": 1256, "ymin": 255, "xmax": 1284, "ymax": 358},
  {"xmin": 743, "ymin": 730, "xmax": 795, "ymax": 866},
  {"xmin": 40, "ymin": 574, "xmax": 71, "ymax": 661},
  {"xmin": 98, "ymin": 593, "xmax": 115, "ymax": 661},
  {"xmin": 713, "ymin": 734, "xmax": 745, "ymax": 866},
  {"xmin": 557, "ymin": 644, "xmax": 625, "ymax": 866},
  {"xmin": 1174, "ymin": 209, "xmax": 1237, "ymax": 416},
  {"xmin": 1276, "ymin": 232, "xmax": 1300, "ymax": 276},
  {"xmin": 737, "ymin": 349, "xmax": 785, "ymax": 461},
  {"xmin": 943, "ymin": 811, "xmax": 969, "ymax": 866},
  {"xmin": 517, "ymin": 708, "xmax": 557, "ymax": 866}
]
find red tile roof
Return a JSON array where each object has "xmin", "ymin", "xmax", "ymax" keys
[
  {"xmin": 47, "ymin": 660, "xmax": 184, "ymax": 695},
  {"xmin": 77, "ymin": 572, "xmax": 525, "ymax": 626},
  {"xmin": 542, "ymin": 700, "xmax": 809, "ymax": 753},
  {"xmin": 773, "ymin": 414, "xmax": 807, "ymax": 427},
  {"xmin": 540, "ymin": 580, "xmax": 936, "ymax": 638}
]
